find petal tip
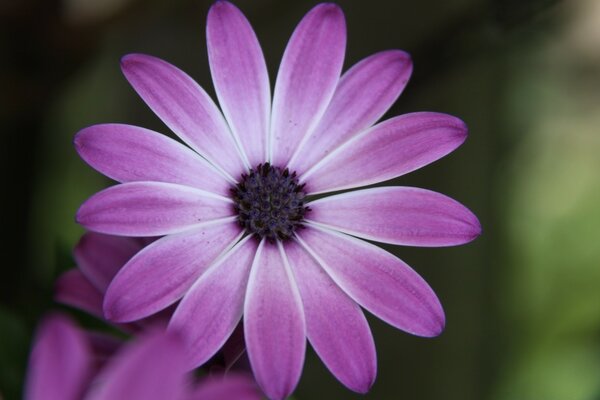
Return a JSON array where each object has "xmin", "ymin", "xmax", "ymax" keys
[
  {"xmin": 314, "ymin": 2, "xmax": 344, "ymax": 13},
  {"xmin": 308, "ymin": 2, "xmax": 346, "ymax": 28},
  {"xmin": 459, "ymin": 204, "xmax": 482, "ymax": 244},
  {"xmin": 120, "ymin": 53, "xmax": 142, "ymax": 66},
  {"xmin": 388, "ymin": 49, "xmax": 413, "ymax": 84},
  {"xmin": 387, "ymin": 48, "xmax": 412, "ymax": 66},
  {"xmin": 74, "ymin": 203, "xmax": 87, "ymax": 226},
  {"xmin": 346, "ymin": 369, "xmax": 377, "ymax": 394},
  {"xmin": 441, "ymin": 114, "xmax": 469, "ymax": 151},
  {"xmin": 422, "ymin": 307, "xmax": 446, "ymax": 338},
  {"xmin": 120, "ymin": 53, "xmax": 155, "ymax": 75},
  {"xmin": 119, "ymin": 53, "xmax": 138, "ymax": 70},
  {"xmin": 102, "ymin": 290, "xmax": 129, "ymax": 323},
  {"xmin": 468, "ymin": 215, "xmax": 483, "ymax": 241},
  {"xmin": 73, "ymin": 129, "xmax": 85, "ymax": 154},
  {"xmin": 454, "ymin": 117, "xmax": 469, "ymax": 141},
  {"xmin": 353, "ymin": 382, "xmax": 374, "ymax": 395},
  {"xmin": 209, "ymin": 0, "xmax": 236, "ymax": 13}
]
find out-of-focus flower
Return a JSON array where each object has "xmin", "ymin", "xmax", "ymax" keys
[
  {"xmin": 54, "ymin": 232, "xmax": 168, "ymax": 332},
  {"xmin": 75, "ymin": 2, "xmax": 481, "ymax": 398},
  {"xmin": 24, "ymin": 313, "xmax": 261, "ymax": 400}
]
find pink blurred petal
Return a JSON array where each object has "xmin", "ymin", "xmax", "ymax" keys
[
  {"xmin": 189, "ymin": 374, "xmax": 261, "ymax": 400},
  {"xmin": 104, "ymin": 222, "xmax": 242, "ymax": 322},
  {"xmin": 25, "ymin": 314, "xmax": 93, "ymax": 400},
  {"xmin": 131, "ymin": 306, "xmax": 173, "ymax": 332},
  {"xmin": 76, "ymin": 182, "xmax": 234, "ymax": 236},
  {"xmin": 302, "ymin": 112, "xmax": 468, "ymax": 194},
  {"xmin": 207, "ymin": 1, "xmax": 270, "ymax": 167},
  {"xmin": 74, "ymin": 232, "xmax": 142, "ymax": 292},
  {"xmin": 244, "ymin": 241, "xmax": 306, "ymax": 400},
  {"xmin": 85, "ymin": 330, "xmax": 188, "ymax": 400},
  {"xmin": 308, "ymin": 186, "xmax": 481, "ymax": 247},
  {"xmin": 169, "ymin": 236, "xmax": 257, "ymax": 369},
  {"xmin": 74, "ymin": 124, "xmax": 230, "ymax": 196},
  {"xmin": 285, "ymin": 241, "xmax": 376, "ymax": 393},
  {"xmin": 54, "ymin": 269, "xmax": 104, "ymax": 318},
  {"xmin": 270, "ymin": 3, "xmax": 346, "ymax": 167},
  {"xmin": 121, "ymin": 53, "xmax": 246, "ymax": 179},
  {"xmin": 84, "ymin": 331, "xmax": 123, "ymax": 371},
  {"xmin": 288, "ymin": 50, "xmax": 412, "ymax": 174},
  {"xmin": 296, "ymin": 226, "xmax": 445, "ymax": 337}
]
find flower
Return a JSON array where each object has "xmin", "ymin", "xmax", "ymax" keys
[
  {"xmin": 55, "ymin": 233, "xmax": 167, "ymax": 332},
  {"xmin": 55, "ymin": 232, "xmax": 248, "ymax": 369},
  {"xmin": 75, "ymin": 2, "xmax": 481, "ymax": 399},
  {"xmin": 24, "ymin": 313, "xmax": 261, "ymax": 400}
]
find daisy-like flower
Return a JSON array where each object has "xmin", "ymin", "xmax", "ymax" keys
[
  {"xmin": 24, "ymin": 314, "xmax": 261, "ymax": 400},
  {"xmin": 75, "ymin": 2, "xmax": 481, "ymax": 399}
]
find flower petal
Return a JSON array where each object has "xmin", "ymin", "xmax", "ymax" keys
[
  {"xmin": 169, "ymin": 236, "xmax": 257, "ymax": 369},
  {"xmin": 296, "ymin": 226, "xmax": 445, "ymax": 337},
  {"xmin": 189, "ymin": 374, "xmax": 262, "ymax": 400},
  {"xmin": 85, "ymin": 330, "xmax": 187, "ymax": 400},
  {"xmin": 308, "ymin": 186, "xmax": 481, "ymax": 247},
  {"xmin": 285, "ymin": 241, "xmax": 376, "ymax": 393},
  {"xmin": 76, "ymin": 182, "xmax": 234, "ymax": 236},
  {"xmin": 74, "ymin": 233, "xmax": 143, "ymax": 293},
  {"xmin": 104, "ymin": 222, "xmax": 241, "ymax": 322},
  {"xmin": 55, "ymin": 269, "xmax": 104, "ymax": 318},
  {"xmin": 25, "ymin": 314, "xmax": 92, "ymax": 400},
  {"xmin": 270, "ymin": 3, "xmax": 346, "ymax": 167},
  {"xmin": 85, "ymin": 331, "xmax": 123, "ymax": 368},
  {"xmin": 74, "ymin": 124, "xmax": 230, "ymax": 196},
  {"xmin": 288, "ymin": 50, "xmax": 412, "ymax": 174},
  {"xmin": 207, "ymin": 1, "xmax": 270, "ymax": 167},
  {"xmin": 244, "ymin": 241, "xmax": 306, "ymax": 400},
  {"xmin": 302, "ymin": 112, "xmax": 468, "ymax": 194},
  {"xmin": 121, "ymin": 53, "xmax": 246, "ymax": 179}
]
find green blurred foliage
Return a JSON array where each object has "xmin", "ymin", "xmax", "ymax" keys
[{"xmin": 494, "ymin": 4, "xmax": 600, "ymax": 396}]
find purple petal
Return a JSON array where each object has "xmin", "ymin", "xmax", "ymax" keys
[
  {"xmin": 189, "ymin": 374, "xmax": 261, "ymax": 400},
  {"xmin": 85, "ymin": 331, "xmax": 123, "ymax": 368},
  {"xmin": 121, "ymin": 53, "xmax": 246, "ymax": 179},
  {"xmin": 76, "ymin": 182, "xmax": 234, "ymax": 236},
  {"xmin": 169, "ymin": 236, "xmax": 257, "ymax": 369},
  {"xmin": 207, "ymin": 1, "xmax": 270, "ymax": 167},
  {"xmin": 25, "ymin": 314, "xmax": 93, "ymax": 400},
  {"xmin": 55, "ymin": 269, "xmax": 104, "ymax": 318},
  {"xmin": 270, "ymin": 3, "xmax": 346, "ymax": 167},
  {"xmin": 302, "ymin": 112, "xmax": 468, "ymax": 194},
  {"xmin": 288, "ymin": 50, "xmax": 412, "ymax": 174},
  {"xmin": 86, "ymin": 330, "xmax": 188, "ymax": 400},
  {"xmin": 74, "ymin": 232, "xmax": 143, "ymax": 293},
  {"xmin": 74, "ymin": 124, "xmax": 230, "ymax": 196},
  {"xmin": 244, "ymin": 241, "xmax": 306, "ymax": 400},
  {"xmin": 308, "ymin": 187, "xmax": 481, "ymax": 247},
  {"xmin": 285, "ymin": 241, "xmax": 376, "ymax": 393},
  {"xmin": 104, "ymin": 222, "xmax": 241, "ymax": 322},
  {"xmin": 296, "ymin": 226, "xmax": 445, "ymax": 337}
]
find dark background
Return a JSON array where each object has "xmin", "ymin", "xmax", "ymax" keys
[{"xmin": 2, "ymin": 0, "xmax": 600, "ymax": 399}]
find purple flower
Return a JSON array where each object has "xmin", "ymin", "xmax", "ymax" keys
[
  {"xmin": 75, "ymin": 2, "xmax": 481, "ymax": 399},
  {"xmin": 24, "ymin": 313, "xmax": 261, "ymax": 400},
  {"xmin": 55, "ymin": 233, "xmax": 169, "ymax": 332}
]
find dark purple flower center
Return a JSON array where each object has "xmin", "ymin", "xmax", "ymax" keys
[{"xmin": 232, "ymin": 163, "xmax": 308, "ymax": 242}]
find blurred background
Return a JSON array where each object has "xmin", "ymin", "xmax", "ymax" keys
[{"xmin": 1, "ymin": 0, "xmax": 599, "ymax": 398}]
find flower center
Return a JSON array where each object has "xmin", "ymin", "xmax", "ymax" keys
[{"xmin": 232, "ymin": 163, "xmax": 308, "ymax": 242}]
